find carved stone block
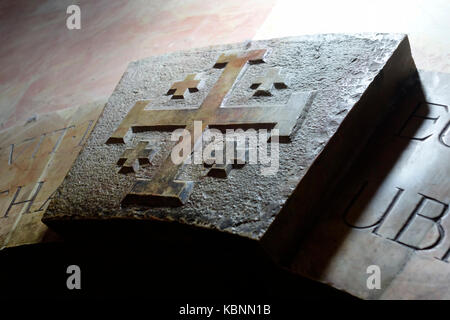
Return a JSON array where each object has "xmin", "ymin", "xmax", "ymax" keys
[{"xmin": 42, "ymin": 34, "xmax": 417, "ymax": 263}]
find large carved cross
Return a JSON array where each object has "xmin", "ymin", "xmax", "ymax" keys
[{"xmin": 107, "ymin": 49, "xmax": 312, "ymax": 207}]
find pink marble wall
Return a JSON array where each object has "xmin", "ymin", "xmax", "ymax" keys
[{"xmin": 0, "ymin": 0, "xmax": 276, "ymax": 129}]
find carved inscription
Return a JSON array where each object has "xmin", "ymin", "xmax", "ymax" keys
[
  {"xmin": 344, "ymin": 183, "xmax": 448, "ymax": 252},
  {"xmin": 343, "ymin": 100, "xmax": 450, "ymax": 259},
  {"xmin": 1, "ymin": 182, "xmax": 46, "ymax": 218},
  {"xmin": 398, "ymin": 102, "xmax": 449, "ymax": 144},
  {"xmin": 0, "ymin": 120, "xmax": 97, "ymax": 219},
  {"xmin": 0, "ymin": 103, "xmax": 104, "ymax": 248},
  {"xmin": 4, "ymin": 122, "xmax": 94, "ymax": 166}
]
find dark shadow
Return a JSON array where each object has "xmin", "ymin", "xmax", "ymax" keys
[{"xmin": 0, "ymin": 218, "xmax": 355, "ymax": 300}]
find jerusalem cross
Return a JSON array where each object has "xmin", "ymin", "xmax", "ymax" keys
[{"xmin": 107, "ymin": 49, "xmax": 313, "ymax": 207}]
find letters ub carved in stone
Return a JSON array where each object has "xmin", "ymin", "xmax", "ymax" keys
[
  {"xmin": 343, "ymin": 183, "xmax": 449, "ymax": 252},
  {"xmin": 106, "ymin": 49, "xmax": 313, "ymax": 207}
]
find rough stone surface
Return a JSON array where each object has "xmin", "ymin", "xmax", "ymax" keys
[{"xmin": 43, "ymin": 34, "xmax": 416, "ymax": 260}]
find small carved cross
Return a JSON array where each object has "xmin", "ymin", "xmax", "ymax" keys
[
  {"xmin": 250, "ymin": 67, "xmax": 288, "ymax": 96},
  {"xmin": 117, "ymin": 141, "xmax": 155, "ymax": 174},
  {"xmin": 166, "ymin": 74, "xmax": 200, "ymax": 99},
  {"xmin": 204, "ymin": 143, "xmax": 248, "ymax": 178},
  {"xmin": 108, "ymin": 49, "xmax": 313, "ymax": 207}
]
